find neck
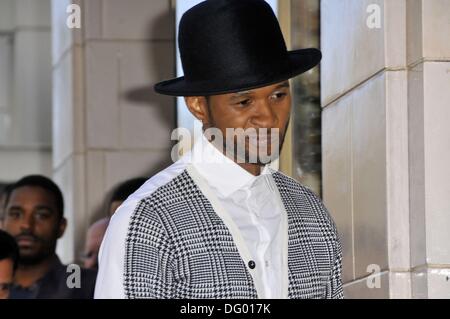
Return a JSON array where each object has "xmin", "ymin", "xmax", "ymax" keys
[
  {"xmin": 15, "ymin": 254, "xmax": 57, "ymax": 288},
  {"xmin": 238, "ymin": 162, "xmax": 263, "ymax": 176}
]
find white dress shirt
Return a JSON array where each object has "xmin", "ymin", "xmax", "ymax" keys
[{"xmin": 191, "ymin": 134, "xmax": 287, "ymax": 299}]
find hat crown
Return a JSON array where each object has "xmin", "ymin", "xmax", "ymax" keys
[{"xmin": 178, "ymin": 0, "xmax": 289, "ymax": 83}]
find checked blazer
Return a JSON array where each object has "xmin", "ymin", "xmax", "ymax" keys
[{"xmin": 122, "ymin": 168, "xmax": 344, "ymax": 299}]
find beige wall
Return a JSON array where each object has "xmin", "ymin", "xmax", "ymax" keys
[
  {"xmin": 51, "ymin": 0, "xmax": 176, "ymax": 263},
  {"xmin": 322, "ymin": 0, "xmax": 450, "ymax": 298},
  {"xmin": 0, "ymin": 0, "xmax": 53, "ymax": 182}
]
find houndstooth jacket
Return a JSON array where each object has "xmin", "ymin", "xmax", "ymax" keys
[{"xmin": 95, "ymin": 154, "xmax": 344, "ymax": 299}]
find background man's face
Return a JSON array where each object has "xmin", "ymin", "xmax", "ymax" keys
[
  {"xmin": 0, "ymin": 259, "xmax": 14, "ymax": 299},
  {"xmin": 188, "ymin": 81, "xmax": 292, "ymax": 164},
  {"xmin": 3, "ymin": 186, "xmax": 65, "ymax": 265}
]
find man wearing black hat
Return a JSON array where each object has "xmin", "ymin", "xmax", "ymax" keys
[{"xmin": 95, "ymin": 0, "xmax": 343, "ymax": 299}]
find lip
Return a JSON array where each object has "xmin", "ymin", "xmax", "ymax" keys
[{"xmin": 17, "ymin": 236, "xmax": 37, "ymax": 246}]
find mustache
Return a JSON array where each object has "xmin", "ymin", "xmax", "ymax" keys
[{"xmin": 15, "ymin": 232, "xmax": 42, "ymax": 243}]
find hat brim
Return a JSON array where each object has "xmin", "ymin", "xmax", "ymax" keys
[{"xmin": 154, "ymin": 48, "xmax": 321, "ymax": 97}]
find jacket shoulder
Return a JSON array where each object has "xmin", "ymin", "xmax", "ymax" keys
[{"xmin": 272, "ymin": 170, "xmax": 339, "ymax": 236}]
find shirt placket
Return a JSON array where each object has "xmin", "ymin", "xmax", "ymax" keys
[{"xmin": 245, "ymin": 184, "xmax": 273, "ymax": 299}]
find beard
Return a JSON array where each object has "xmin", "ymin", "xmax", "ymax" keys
[
  {"xmin": 203, "ymin": 99, "xmax": 290, "ymax": 166},
  {"xmin": 15, "ymin": 231, "xmax": 57, "ymax": 266},
  {"xmin": 19, "ymin": 252, "xmax": 52, "ymax": 266},
  {"xmin": 213, "ymin": 124, "xmax": 289, "ymax": 166}
]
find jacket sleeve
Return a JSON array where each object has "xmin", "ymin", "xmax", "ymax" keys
[
  {"xmin": 94, "ymin": 199, "xmax": 175, "ymax": 299},
  {"xmin": 307, "ymin": 188, "xmax": 344, "ymax": 299},
  {"xmin": 94, "ymin": 200, "xmax": 137, "ymax": 299},
  {"xmin": 122, "ymin": 199, "xmax": 175, "ymax": 299}
]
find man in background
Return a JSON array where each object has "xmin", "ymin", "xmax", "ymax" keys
[{"xmin": 3, "ymin": 175, "xmax": 97, "ymax": 299}]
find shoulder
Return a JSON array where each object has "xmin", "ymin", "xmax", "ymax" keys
[
  {"xmin": 110, "ymin": 155, "xmax": 190, "ymax": 230},
  {"xmin": 36, "ymin": 263, "xmax": 97, "ymax": 299},
  {"xmin": 272, "ymin": 170, "xmax": 339, "ymax": 235},
  {"xmin": 271, "ymin": 169, "xmax": 322, "ymax": 203},
  {"xmin": 104, "ymin": 156, "xmax": 191, "ymax": 252},
  {"xmin": 95, "ymin": 156, "xmax": 190, "ymax": 299},
  {"xmin": 77, "ymin": 268, "xmax": 97, "ymax": 299}
]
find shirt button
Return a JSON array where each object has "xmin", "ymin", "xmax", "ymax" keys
[{"xmin": 248, "ymin": 260, "xmax": 256, "ymax": 269}]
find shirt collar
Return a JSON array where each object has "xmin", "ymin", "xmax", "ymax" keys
[{"xmin": 191, "ymin": 133, "xmax": 272, "ymax": 198}]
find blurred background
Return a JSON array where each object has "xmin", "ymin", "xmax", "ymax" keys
[{"xmin": 0, "ymin": 0, "xmax": 449, "ymax": 298}]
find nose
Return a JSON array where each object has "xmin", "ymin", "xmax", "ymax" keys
[
  {"xmin": 19, "ymin": 212, "xmax": 34, "ymax": 232},
  {"xmin": 250, "ymin": 100, "xmax": 277, "ymax": 129}
]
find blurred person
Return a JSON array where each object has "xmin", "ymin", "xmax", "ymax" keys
[
  {"xmin": 82, "ymin": 218, "xmax": 109, "ymax": 270},
  {"xmin": 3, "ymin": 175, "xmax": 97, "ymax": 299},
  {"xmin": 0, "ymin": 230, "xmax": 19, "ymax": 299},
  {"xmin": 108, "ymin": 178, "xmax": 147, "ymax": 217}
]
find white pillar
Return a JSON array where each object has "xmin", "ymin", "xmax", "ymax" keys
[
  {"xmin": 407, "ymin": 0, "xmax": 450, "ymax": 299},
  {"xmin": 322, "ymin": 0, "xmax": 450, "ymax": 298},
  {"xmin": 51, "ymin": 0, "xmax": 176, "ymax": 263},
  {"xmin": 0, "ymin": 0, "xmax": 53, "ymax": 182}
]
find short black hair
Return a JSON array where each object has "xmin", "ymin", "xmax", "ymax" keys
[
  {"xmin": 0, "ymin": 230, "xmax": 19, "ymax": 271},
  {"xmin": 0, "ymin": 183, "xmax": 10, "ymax": 195},
  {"xmin": 110, "ymin": 177, "xmax": 147, "ymax": 205},
  {"xmin": 3, "ymin": 175, "xmax": 64, "ymax": 220}
]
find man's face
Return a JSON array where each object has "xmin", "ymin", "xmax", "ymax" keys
[
  {"xmin": 0, "ymin": 258, "xmax": 14, "ymax": 299},
  {"xmin": 3, "ymin": 186, "xmax": 66, "ymax": 265},
  {"xmin": 186, "ymin": 81, "xmax": 292, "ymax": 165}
]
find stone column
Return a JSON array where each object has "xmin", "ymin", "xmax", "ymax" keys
[
  {"xmin": 407, "ymin": 0, "xmax": 450, "ymax": 299},
  {"xmin": 0, "ymin": 0, "xmax": 53, "ymax": 181},
  {"xmin": 321, "ymin": 0, "xmax": 450, "ymax": 298},
  {"xmin": 51, "ymin": 0, "xmax": 175, "ymax": 263},
  {"xmin": 322, "ymin": 0, "xmax": 407, "ymax": 298}
]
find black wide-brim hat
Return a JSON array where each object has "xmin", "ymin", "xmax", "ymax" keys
[{"xmin": 154, "ymin": 0, "xmax": 322, "ymax": 97}]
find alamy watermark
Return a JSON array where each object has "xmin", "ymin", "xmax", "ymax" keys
[
  {"xmin": 66, "ymin": 264, "xmax": 81, "ymax": 289},
  {"xmin": 366, "ymin": 264, "xmax": 382, "ymax": 289},
  {"xmin": 366, "ymin": 4, "xmax": 382, "ymax": 29},
  {"xmin": 66, "ymin": 4, "xmax": 81, "ymax": 29},
  {"xmin": 171, "ymin": 121, "xmax": 281, "ymax": 166},
  {"xmin": 64, "ymin": 3, "xmax": 383, "ymax": 31}
]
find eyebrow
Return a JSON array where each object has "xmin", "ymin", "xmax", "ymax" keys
[
  {"xmin": 7, "ymin": 205, "xmax": 53, "ymax": 212},
  {"xmin": 7, "ymin": 205, "xmax": 23, "ymax": 211},
  {"xmin": 230, "ymin": 81, "xmax": 290, "ymax": 99},
  {"xmin": 34, "ymin": 205, "xmax": 53, "ymax": 212}
]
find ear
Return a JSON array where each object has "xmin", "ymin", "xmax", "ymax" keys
[
  {"xmin": 184, "ymin": 96, "xmax": 211, "ymax": 125},
  {"xmin": 57, "ymin": 217, "xmax": 67, "ymax": 239}
]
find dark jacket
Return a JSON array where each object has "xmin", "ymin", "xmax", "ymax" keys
[{"xmin": 10, "ymin": 256, "xmax": 97, "ymax": 299}]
